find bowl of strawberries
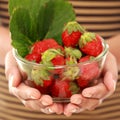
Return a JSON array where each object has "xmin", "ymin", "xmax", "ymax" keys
[{"xmin": 13, "ymin": 21, "xmax": 109, "ymax": 103}]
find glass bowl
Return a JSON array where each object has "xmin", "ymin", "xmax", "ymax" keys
[{"xmin": 13, "ymin": 40, "xmax": 109, "ymax": 103}]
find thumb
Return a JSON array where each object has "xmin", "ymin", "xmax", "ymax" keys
[
  {"xmin": 5, "ymin": 50, "xmax": 22, "ymax": 87},
  {"xmin": 5, "ymin": 51, "xmax": 41, "ymax": 100},
  {"xmin": 103, "ymin": 52, "xmax": 118, "ymax": 81}
]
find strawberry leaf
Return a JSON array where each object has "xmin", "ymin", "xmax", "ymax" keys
[
  {"xmin": 10, "ymin": 8, "xmax": 33, "ymax": 57},
  {"xmin": 44, "ymin": 0, "xmax": 76, "ymax": 44},
  {"xmin": 9, "ymin": 0, "xmax": 76, "ymax": 57}
]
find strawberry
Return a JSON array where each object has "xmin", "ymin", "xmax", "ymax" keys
[
  {"xmin": 52, "ymin": 55, "xmax": 65, "ymax": 66},
  {"xmin": 79, "ymin": 55, "xmax": 94, "ymax": 62},
  {"xmin": 79, "ymin": 32, "xmax": 103, "ymax": 57},
  {"xmin": 32, "ymin": 39, "xmax": 58, "ymax": 54},
  {"xmin": 53, "ymin": 45, "xmax": 64, "ymax": 54},
  {"xmin": 51, "ymin": 79, "xmax": 80, "ymax": 98},
  {"xmin": 42, "ymin": 39, "xmax": 59, "ymax": 49},
  {"xmin": 62, "ymin": 21, "xmax": 85, "ymax": 47},
  {"xmin": 32, "ymin": 41, "xmax": 48, "ymax": 54},
  {"xmin": 35, "ymin": 84, "xmax": 50, "ymax": 94},
  {"xmin": 51, "ymin": 55, "xmax": 65, "ymax": 74},
  {"xmin": 25, "ymin": 52, "xmax": 41, "ymax": 63},
  {"xmin": 31, "ymin": 67, "xmax": 53, "ymax": 88},
  {"xmin": 24, "ymin": 80, "xmax": 50, "ymax": 94},
  {"xmin": 77, "ymin": 56, "xmax": 100, "ymax": 89},
  {"xmin": 41, "ymin": 48, "xmax": 65, "ymax": 74}
]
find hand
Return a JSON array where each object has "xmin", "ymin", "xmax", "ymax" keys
[
  {"xmin": 5, "ymin": 50, "xmax": 63, "ymax": 114},
  {"xmin": 64, "ymin": 52, "xmax": 118, "ymax": 116}
]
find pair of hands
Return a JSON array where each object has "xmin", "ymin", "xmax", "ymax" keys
[{"xmin": 5, "ymin": 50, "xmax": 118, "ymax": 117}]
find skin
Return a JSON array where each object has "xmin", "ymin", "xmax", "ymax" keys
[{"xmin": 0, "ymin": 26, "xmax": 119, "ymax": 116}]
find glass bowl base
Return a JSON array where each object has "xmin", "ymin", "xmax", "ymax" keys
[{"xmin": 53, "ymin": 98, "xmax": 70, "ymax": 103}]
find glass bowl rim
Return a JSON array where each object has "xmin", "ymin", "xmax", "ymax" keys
[{"xmin": 12, "ymin": 40, "xmax": 109, "ymax": 69}]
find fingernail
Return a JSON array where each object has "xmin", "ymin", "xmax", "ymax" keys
[
  {"xmin": 112, "ymin": 79, "xmax": 116, "ymax": 91},
  {"xmin": 9, "ymin": 74, "xmax": 19, "ymax": 87},
  {"xmin": 72, "ymin": 108, "xmax": 84, "ymax": 113},
  {"xmin": 9, "ymin": 75, "xmax": 14, "ymax": 87},
  {"xmin": 30, "ymin": 91, "xmax": 40, "ymax": 99},
  {"xmin": 41, "ymin": 101, "xmax": 50, "ymax": 106},
  {"xmin": 71, "ymin": 108, "xmax": 77, "ymax": 113},
  {"xmin": 47, "ymin": 108, "xmax": 53, "ymax": 113},
  {"xmin": 83, "ymin": 92, "xmax": 92, "ymax": 98},
  {"xmin": 82, "ymin": 90, "xmax": 92, "ymax": 97},
  {"xmin": 41, "ymin": 107, "xmax": 53, "ymax": 113},
  {"xmin": 30, "ymin": 95, "xmax": 37, "ymax": 99},
  {"xmin": 72, "ymin": 99, "xmax": 81, "ymax": 104}
]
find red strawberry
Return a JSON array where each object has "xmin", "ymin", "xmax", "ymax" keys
[
  {"xmin": 79, "ymin": 55, "xmax": 94, "ymax": 62},
  {"xmin": 51, "ymin": 79, "xmax": 80, "ymax": 98},
  {"xmin": 77, "ymin": 56, "xmax": 100, "ymax": 89},
  {"xmin": 43, "ymin": 39, "xmax": 58, "ymax": 48},
  {"xmin": 31, "ymin": 67, "xmax": 53, "ymax": 88},
  {"xmin": 35, "ymin": 85, "xmax": 49, "ymax": 94},
  {"xmin": 35, "ymin": 76, "xmax": 53, "ymax": 88},
  {"xmin": 32, "ymin": 41, "xmax": 48, "ymax": 54},
  {"xmin": 79, "ymin": 32, "xmax": 103, "ymax": 57},
  {"xmin": 41, "ymin": 48, "xmax": 64, "ymax": 64},
  {"xmin": 52, "ymin": 55, "xmax": 65, "ymax": 66},
  {"xmin": 62, "ymin": 21, "xmax": 85, "ymax": 47},
  {"xmin": 25, "ymin": 52, "xmax": 41, "ymax": 63},
  {"xmin": 53, "ymin": 45, "xmax": 64, "ymax": 53},
  {"xmin": 34, "ymin": 77, "xmax": 53, "ymax": 94},
  {"xmin": 42, "ymin": 76, "xmax": 53, "ymax": 87},
  {"xmin": 51, "ymin": 55, "xmax": 65, "ymax": 74},
  {"xmin": 24, "ymin": 80, "xmax": 50, "ymax": 94},
  {"xmin": 32, "ymin": 39, "xmax": 58, "ymax": 54}
]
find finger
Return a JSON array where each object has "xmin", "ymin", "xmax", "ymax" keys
[
  {"xmin": 82, "ymin": 82, "xmax": 108, "ymax": 99},
  {"xmin": 5, "ymin": 51, "xmax": 27, "ymax": 85},
  {"xmin": 46, "ymin": 103, "xmax": 63, "ymax": 115},
  {"xmin": 71, "ymin": 94, "xmax": 102, "ymax": 110},
  {"xmin": 39, "ymin": 96, "xmax": 62, "ymax": 114},
  {"xmin": 22, "ymin": 99, "xmax": 63, "ymax": 114},
  {"xmin": 39, "ymin": 95, "xmax": 53, "ymax": 106},
  {"xmin": 82, "ymin": 53, "xmax": 118, "ymax": 99},
  {"xmin": 103, "ymin": 71, "xmax": 116, "ymax": 99},
  {"xmin": 64, "ymin": 103, "xmax": 84, "ymax": 117},
  {"xmin": 70, "ymin": 94, "xmax": 82, "ymax": 105},
  {"xmin": 103, "ymin": 52, "xmax": 118, "ymax": 81},
  {"xmin": 103, "ymin": 53, "xmax": 118, "ymax": 95},
  {"xmin": 82, "ymin": 72, "xmax": 116, "ymax": 99},
  {"xmin": 80, "ymin": 98, "xmax": 102, "ymax": 111},
  {"xmin": 23, "ymin": 95, "xmax": 53, "ymax": 110},
  {"xmin": 5, "ymin": 51, "xmax": 22, "ymax": 87},
  {"xmin": 10, "ymin": 83, "xmax": 41, "ymax": 100},
  {"xmin": 21, "ymin": 99, "xmax": 43, "ymax": 111},
  {"xmin": 5, "ymin": 51, "xmax": 17, "ymax": 79}
]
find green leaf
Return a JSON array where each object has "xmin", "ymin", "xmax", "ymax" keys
[
  {"xmin": 9, "ymin": 0, "xmax": 49, "ymax": 16},
  {"xmin": 45, "ymin": 0, "xmax": 76, "ymax": 44},
  {"xmin": 9, "ymin": 0, "xmax": 76, "ymax": 57},
  {"xmin": 9, "ymin": 0, "xmax": 50, "ymax": 42},
  {"xmin": 10, "ymin": 8, "xmax": 33, "ymax": 57}
]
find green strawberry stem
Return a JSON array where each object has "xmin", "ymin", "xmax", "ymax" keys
[
  {"xmin": 79, "ymin": 32, "xmax": 96, "ymax": 48},
  {"xmin": 63, "ymin": 21, "xmax": 85, "ymax": 34}
]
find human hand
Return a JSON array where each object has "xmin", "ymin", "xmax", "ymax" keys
[
  {"xmin": 64, "ymin": 52, "xmax": 118, "ymax": 116},
  {"xmin": 5, "ymin": 50, "xmax": 63, "ymax": 114}
]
